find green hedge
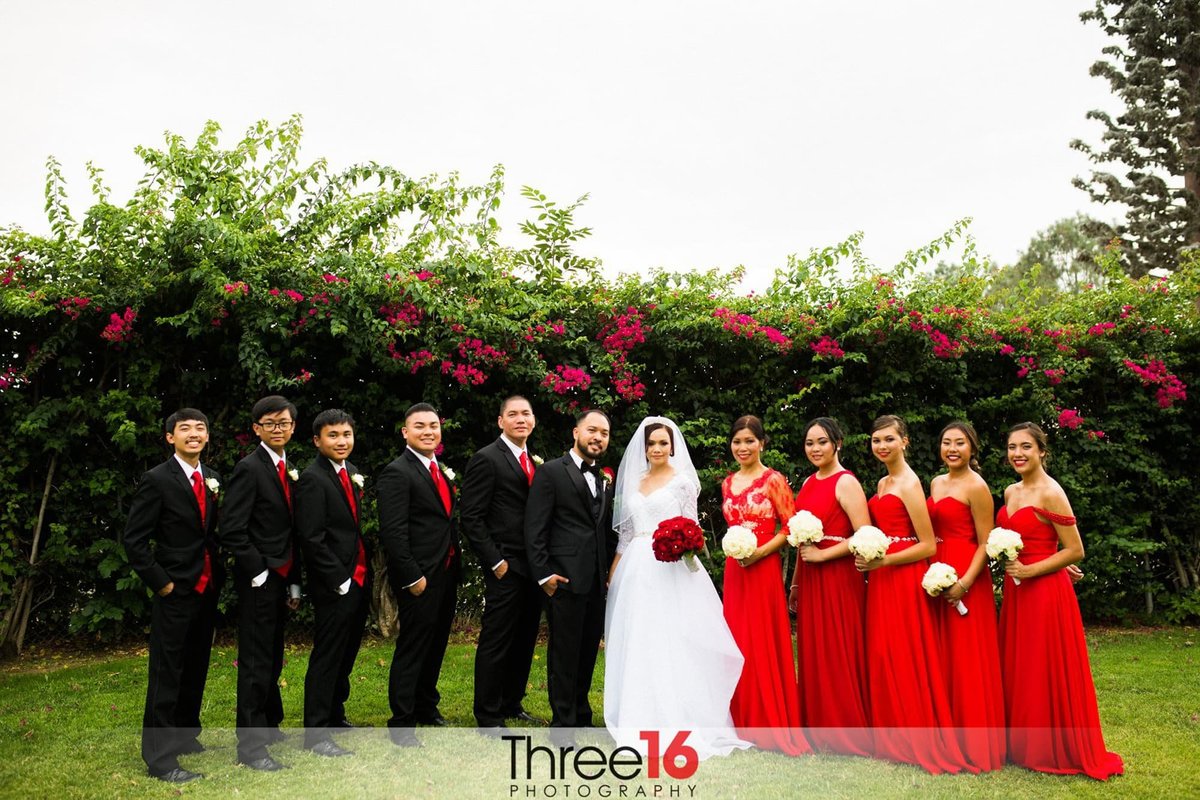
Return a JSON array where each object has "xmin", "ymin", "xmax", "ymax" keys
[{"xmin": 1, "ymin": 119, "xmax": 1197, "ymax": 649}]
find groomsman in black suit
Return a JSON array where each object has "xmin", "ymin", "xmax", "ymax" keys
[
  {"xmin": 377, "ymin": 402, "xmax": 460, "ymax": 747},
  {"xmin": 524, "ymin": 409, "xmax": 615, "ymax": 732},
  {"xmin": 461, "ymin": 395, "xmax": 544, "ymax": 732},
  {"xmin": 219, "ymin": 395, "xmax": 302, "ymax": 771},
  {"xmin": 294, "ymin": 409, "xmax": 369, "ymax": 757},
  {"xmin": 122, "ymin": 408, "xmax": 223, "ymax": 783}
]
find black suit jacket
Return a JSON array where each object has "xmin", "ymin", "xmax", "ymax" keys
[
  {"xmin": 523, "ymin": 453, "xmax": 615, "ymax": 596},
  {"xmin": 377, "ymin": 449, "xmax": 457, "ymax": 587},
  {"xmin": 122, "ymin": 457, "xmax": 222, "ymax": 595},
  {"xmin": 294, "ymin": 457, "xmax": 366, "ymax": 596},
  {"xmin": 219, "ymin": 445, "xmax": 297, "ymax": 581},
  {"xmin": 460, "ymin": 438, "xmax": 534, "ymax": 577}
]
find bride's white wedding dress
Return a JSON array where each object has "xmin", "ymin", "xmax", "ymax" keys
[{"xmin": 603, "ymin": 474, "xmax": 751, "ymax": 759}]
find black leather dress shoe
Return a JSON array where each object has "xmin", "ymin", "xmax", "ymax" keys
[
  {"xmin": 389, "ymin": 729, "xmax": 422, "ymax": 748},
  {"xmin": 239, "ymin": 755, "xmax": 288, "ymax": 772},
  {"xmin": 418, "ymin": 713, "xmax": 448, "ymax": 727},
  {"xmin": 264, "ymin": 728, "xmax": 287, "ymax": 744},
  {"xmin": 333, "ymin": 718, "xmax": 356, "ymax": 729},
  {"xmin": 152, "ymin": 767, "xmax": 203, "ymax": 783},
  {"xmin": 507, "ymin": 709, "xmax": 544, "ymax": 724},
  {"xmin": 309, "ymin": 740, "xmax": 353, "ymax": 757}
]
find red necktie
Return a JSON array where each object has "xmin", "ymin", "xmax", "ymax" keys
[
  {"xmin": 519, "ymin": 451, "xmax": 534, "ymax": 486},
  {"xmin": 337, "ymin": 468, "xmax": 367, "ymax": 586},
  {"xmin": 277, "ymin": 459, "xmax": 292, "ymax": 510},
  {"xmin": 430, "ymin": 462, "xmax": 452, "ymax": 515},
  {"xmin": 338, "ymin": 467, "xmax": 358, "ymax": 522},
  {"xmin": 430, "ymin": 462, "xmax": 455, "ymax": 568},
  {"xmin": 273, "ymin": 460, "xmax": 294, "ymax": 577},
  {"xmin": 191, "ymin": 471, "xmax": 212, "ymax": 594}
]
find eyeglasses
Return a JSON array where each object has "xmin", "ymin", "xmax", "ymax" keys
[{"xmin": 255, "ymin": 420, "xmax": 294, "ymax": 431}]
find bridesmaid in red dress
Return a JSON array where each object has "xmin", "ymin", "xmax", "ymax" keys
[
  {"xmin": 720, "ymin": 415, "xmax": 810, "ymax": 755},
  {"xmin": 858, "ymin": 414, "xmax": 968, "ymax": 774},
  {"xmin": 787, "ymin": 417, "xmax": 870, "ymax": 756},
  {"xmin": 927, "ymin": 421, "xmax": 1005, "ymax": 771},
  {"xmin": 997, "ymin": 422, "xmax": 1123, "ymax": 780}
]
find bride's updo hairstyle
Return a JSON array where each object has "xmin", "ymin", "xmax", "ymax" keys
[
  {"xmin": 729, "ymin": 414, "xmax": 769, "ymax": 446},
  {"xmin": 643, "ymin": 421, "xmax": 675, "ymax": 456}
]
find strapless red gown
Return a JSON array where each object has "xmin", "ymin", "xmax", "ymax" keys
[
  {"xmin": 928, "ymin": 496, "xmax": 1005, "ymax": 771},
  {"xmin": 793, "ymin": 470, "xmax": 869, "ymax": 756},
  {"xmin": 864, "ymin": 493, "xmax": 969, "ymax": 774},
  {"xmin": 721, "ymin": 469, "xmax": 810, "ymax": 755},
  {"xmin": 996, "ymin": 505, "xmax": 1123, "ymax": 780}
]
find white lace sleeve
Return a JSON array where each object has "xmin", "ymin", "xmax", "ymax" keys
[
  {"xmin": 677, "ymin": 476, "xmax": 699, "ymax": 523},
  {"xmin": 616, "ymin": 517, "xmax": 636, "ymax": 554}
]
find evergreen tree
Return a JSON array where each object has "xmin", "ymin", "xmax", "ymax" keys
[{"xmin": 1071, "ymin": 0, "xmax": 1200, "ymax": 276}]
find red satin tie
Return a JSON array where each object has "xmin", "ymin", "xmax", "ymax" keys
[
  {"xmin": 337, "ymin": 467, "xmax": 358, "ymax": 522},
  {"xmin": 277, "ymin": 459, "xmax": 292, "ymax": 510},
  {"xmin": 430, "ymin": 462, "xmax": 455, "ymax": 568},
  {"xmin": 274, "ymin": 460, "xmax": 294, "ymax": 577},
  {"xmin": 337, "ymin": 468, "xmax": 367, "ymax": 586},
  {"xmin": 519, "ymin": 451, "xmax": 534, "ymax": 485},
  {"xmin": 430, "ymin": 462, "xmax": 452, "ymax": 515},
  {"xmin": 190, "ymin": 471, "xmax": 212, "ymax": 594}
]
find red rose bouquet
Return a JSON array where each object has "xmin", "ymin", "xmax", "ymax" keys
[{"xmin": 652, "ymin": 516, "xmax": 707, "ymax": 572}]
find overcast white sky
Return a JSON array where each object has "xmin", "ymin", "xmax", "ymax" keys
[{"xmin": 1, "ymin": 1, "xmax": 1117, "ymax": 288}]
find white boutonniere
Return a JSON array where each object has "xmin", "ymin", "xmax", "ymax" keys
[
  {"xmin": 442, "ymin": 466, "xmax": 457, "ymax": 482},
  {"xmin": 205, "ymin": 477, "xmax": 220, "ymax": 495},
  {"xmin": 287, "ymin": 467, "xmax": 299, "ymax": 482},
  {"xmin": 351, "ymin": 473, "xmax": 365, "ymax": 488},
  {"xmin": 532, "ymin": 455, "xmax": 544, "ymax": 466}
]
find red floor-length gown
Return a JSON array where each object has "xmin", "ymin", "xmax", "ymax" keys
[
  {"xmin": 721, "ymin": 469, "xmax": 811, "ymax": 755},
  {"xmin": 864, "ymin": 493, "xmax": 969, "ymax": 774},
  {"xmin": 996, "ymin": 505, "xmax": 1124, "ymax": 780},
  {"xmin": 793, "ymin": 470, "xmax": 870, "ymax": 756},
  {"xmin": 928, "ymin": 496, "xmax": 1006, "ymax": 771}
]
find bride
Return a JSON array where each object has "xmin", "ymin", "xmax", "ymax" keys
[{"xmin": 604, "ymin": 416, "xmax": 750, "ymax": 760}]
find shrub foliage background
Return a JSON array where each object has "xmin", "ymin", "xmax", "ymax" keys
[{"xmin": 1, "ymin": 118, "xmax": 1197, "ymax": 650}]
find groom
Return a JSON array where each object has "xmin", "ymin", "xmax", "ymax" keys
[{"xmin": 524, "ymin": 409, "xmax": 615, "ymax": 731}]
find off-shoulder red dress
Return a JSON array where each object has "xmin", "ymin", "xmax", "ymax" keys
[
  {"xmin": 864, "ymin": 493, "xmax": 969, "ymax": 774},
  {"xmin": 721, "ymin": 469, "xmax": 811, "ymax": 755},
  {"xmin": 793, "ymin": 470, "xmax": 869, "ymax": 756},
  {"xmin": 996, "ymin": 505, "xmax": 1123, "ymax": 780},
  {"xmin": 928, "ymin": 496, "xmax": 1005, "ymax": 771}
]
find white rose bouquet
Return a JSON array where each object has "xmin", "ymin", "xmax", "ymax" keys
[
  {"xmin": 721, "ymin": 525, "xmax": 758, "ymax": 561},
  {"xmin": 922, "ymin": 561, "xmax": 968, "ymax": 616},
  {"xmin": 786, "ymin": 510, "xmax": 824, "ymax": 547},
  {"xmin": 987, "ymin": 527, "xmax": 1025, "ymax": 585},
  {"xmin": 847, "ymin": 525, "xmax": 889, "ymax": 563}
]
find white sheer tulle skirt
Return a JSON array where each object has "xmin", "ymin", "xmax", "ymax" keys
[{"xmin": 603, "ymin": 536, "xmax": 752, "ymax": 760}]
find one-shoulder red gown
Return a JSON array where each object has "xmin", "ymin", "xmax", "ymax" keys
[
  {"xmin": 996, "ymin": 505, "xmax": 1123, "ymax": 780},
  {"xmin": 928, "ymin": 496, "xmax": 1005, "ymax": 771}
]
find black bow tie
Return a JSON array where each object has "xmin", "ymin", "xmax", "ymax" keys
[{"xmin": 579, "ymin": 462, "xmax": 599, "ymax": 476}]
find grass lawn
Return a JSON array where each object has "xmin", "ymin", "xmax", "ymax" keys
[{"xmin": 0, "ymin": 627, "xmax": 1196, "ymax": 799}]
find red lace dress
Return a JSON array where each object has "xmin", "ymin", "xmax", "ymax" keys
[
  {"xmin": 996, "ymin": 505, "xmax": 1124, "ymax": 780},
  {"xmin": 865, "ymin": 493, "xmax": 969, "ymax": 774},
  {"xmin": 721, "ymin": 469, "xmax": 810, "ymax": 755},
  {"xmin": 793, "ymin": 470, "xmax": 869, "ymax": 756},
  {"xmin": 928, "ymin": 496, "xmax": 1005, "ymax": 771}
]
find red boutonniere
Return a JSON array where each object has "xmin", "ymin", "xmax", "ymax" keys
[{"xmin": 600, "ymin": 467, "xmax": 614, "ymax": 486}]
